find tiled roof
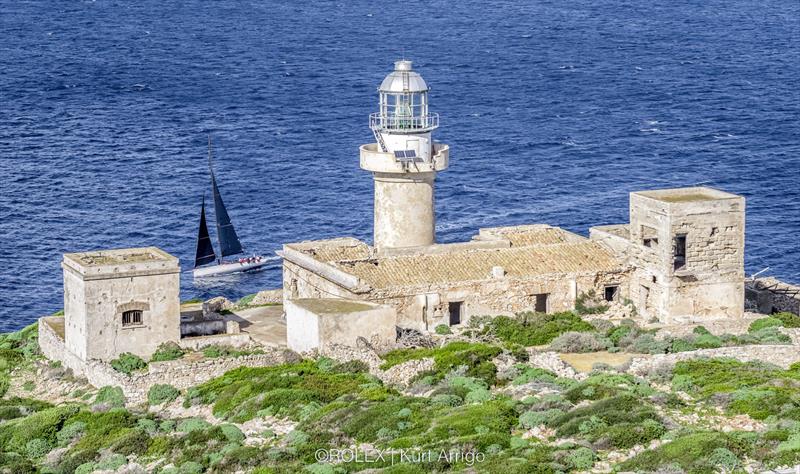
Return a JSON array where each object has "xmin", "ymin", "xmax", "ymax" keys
[
  {"xmin": 332, "ymin": 241, "xmax": 622, "ymax": 289},
  {"xmin": 306, "ymin": 243, "xmax": 371, "ymax": 263}
]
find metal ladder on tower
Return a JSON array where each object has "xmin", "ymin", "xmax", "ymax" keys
[{"xmin": 373, "ymin": 128, "xmax": 388, "ymax": 152}]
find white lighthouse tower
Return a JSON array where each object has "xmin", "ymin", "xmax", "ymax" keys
[{"xmin": 360, "ymin": 60, "xmax": 450, "ymax": 252}]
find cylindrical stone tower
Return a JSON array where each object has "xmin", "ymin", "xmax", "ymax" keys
[{"xmin": 360, "ymin": 60, "xmax": 449, "ymax": 252}]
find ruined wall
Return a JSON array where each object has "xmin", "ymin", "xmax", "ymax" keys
[
  {"xmin": 40, "ymin": 317, "xmax": 286, "ymax": 404},
  {"xmin": 282, "ymin": 260, "xmax": 358, "ymax": 305},
  {"xmin": 628, "ymin": 192, "xmax": 745, "ymax": 322},
  {"xmin": 368, "ymin": 270, "xmax": 630, "ymax": 331},
  {"xmin": 746, "ymin": 277, "xmax": 800, "ymax": 315}
]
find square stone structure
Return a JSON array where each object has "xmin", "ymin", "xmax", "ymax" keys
[
  {"xmin": 62, "ymin": 247, "xmax": 181, "ymax": 361},
  {"xmin": 280, "ymin": 225, "xmax": 628, "ymax": 332},
  {"xmin": 591, "ymin": 187, "xmax": 745, "ymax": 323},
  {"xmin": 285, "ymin": 298, "xmax": 397, "ymax": 352}
]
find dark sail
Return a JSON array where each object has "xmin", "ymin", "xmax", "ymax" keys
[
  {"xmin": 195, "ymin": 196, "xmax": 217, "ymax": 267},
  {"xmin": 210, "ymin": 170, "xmax": 243, "ymax": 257}
]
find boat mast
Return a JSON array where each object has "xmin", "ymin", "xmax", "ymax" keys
[{"xmin": 208, "ymin": 135, "xmax": 222, "ymax": 264}]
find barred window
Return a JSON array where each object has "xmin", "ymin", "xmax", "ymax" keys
[{"xmin": 122, "ymin": 310, "xmax": 143, "ymax": 326}]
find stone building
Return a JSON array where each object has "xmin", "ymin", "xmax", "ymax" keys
[
  {"xmin": 280, "ymin": 60, "xmax": 750, "ymax": 348},
  {"xmin": 282, "ymin": 225, "xmax": 629, "ymax": 333},
  {"xmin": 61, "ymin": 247, "xmax": 181, "ymax": 361},
  {"xmin": 591, "ymin": 187, "xmax": 745, "ymax": 323}
]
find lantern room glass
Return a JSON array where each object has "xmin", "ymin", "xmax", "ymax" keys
[{"xmin": 379, "ymin": 91, "xmax": 429, "ymax": 130}]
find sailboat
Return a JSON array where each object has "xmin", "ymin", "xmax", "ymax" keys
[{"xmin": 193, "ymin": 138, "xmax": 269, "ymax": 278}]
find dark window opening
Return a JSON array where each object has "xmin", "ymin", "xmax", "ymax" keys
[
  {"xmin": 604, "ymin": 285, "xmax": 619, "ymax": 302},
  {"xmin": 674, "ymin": 234, "xmax": 687, "ymax": 270},
  {"xmin": 534, "ymin": 293, "xmax": 549, "ymax": 313},
  {"xmin": 643, "ymin": 238, "xmax": 658, "ymax": 248},
  {"xmin": 122, "ymin": 310, "xmax": 142, "ymax": 327},
  {"xmin": 448, "ymin": 302, "xmax": 463, "ymax": 326}
]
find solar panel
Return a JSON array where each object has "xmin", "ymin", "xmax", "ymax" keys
[{"xmin": 393, "ymin": 149, "xmax": 418, "ymax": 160}]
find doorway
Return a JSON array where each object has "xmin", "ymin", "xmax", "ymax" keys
[{"xmin": 448, "ymin": 301, "xmax": 463, "ymax": 326}]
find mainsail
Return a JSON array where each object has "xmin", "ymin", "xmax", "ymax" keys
[
  {"xmin": 210, "ymin": 163, "xmax": 243, "ymax": 258},
  {"xmin": 194, "ymin": 195, "xmax": 217, "ymax": 267}
]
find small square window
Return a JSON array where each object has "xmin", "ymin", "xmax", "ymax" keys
[{"xmin": 122, "ymin": 310, "xmax": 142, "ymax": 327}]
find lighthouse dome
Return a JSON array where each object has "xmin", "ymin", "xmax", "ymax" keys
[{"xmin": 379, "ymin": 60, "xmax": 428, "ymax": 93}]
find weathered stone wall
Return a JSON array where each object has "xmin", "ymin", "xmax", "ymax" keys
[
  {"xmin": 285, "ymin": 299, "xmax": 396, "ymax": 352},
  {"xmin": 600, "ymin": 189, "xmax": 747, "ymax": 323},
  {"xmin": 747, "ymin": 277, "xmax": 800, "ymax": 315},
  {"xmin": 40, "ymin": 315, "xmax": 287, "ymax": 404},
  {"xmin": 62, "ymin": 250, "xmax": 181, "ymax": 362},
  {"xmin": 285, "ymin": 256, "xmax": 629, "ymax": 332},
  {"xmin": 627, "ymin": 345, "xmax": 800, "ymax": 376},
  {"xmin": 177, "ymin": 333, "xmax": 251, "ymax": 351}
]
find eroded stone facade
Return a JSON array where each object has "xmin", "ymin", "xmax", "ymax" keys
[
  {"xmin": 282, "ymin": 225, "xmax": 630, "ymax": 331},
  {"xmin": 592, "ymin": 187, "xmax": 745, "ymax": 323},
  {"xmin": 61, "ymin": 247, "xmax": 181, "ymax": 361}
]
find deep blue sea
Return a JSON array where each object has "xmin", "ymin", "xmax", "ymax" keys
[{"xmin": 1, "ymin": 0, "xmax": 798, "ymax": 331}]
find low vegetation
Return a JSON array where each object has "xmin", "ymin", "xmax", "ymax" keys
[{"xmin": 3, "ymin": 307, "xmax": 800, "ymax": 472}]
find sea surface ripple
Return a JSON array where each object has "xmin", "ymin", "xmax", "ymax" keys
[{"xmin": 1, "ymin": 0, "xmax": 798, "ymax": 331}]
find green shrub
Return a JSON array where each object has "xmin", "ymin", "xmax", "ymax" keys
[
  {"xmin": 177, "ymin": 418, "xmax": 211, "ymax": 433},
  {"xmin": 488, "ymin": 312, "xmax": 594, "ymax": 346},
  {"xmin": 25, "ymin": 438, "xmax": 51, "ymax": 458},
  {"xmin": 219, "ymin": 423, "xmax": 245, "ymax": 443},
  {"xmin": 694, "ymin": 333, "xmax": 723, "ymax": 349},
  {"xmin": 607, "ymin": 324, "xmax": 634, "ymax": 345},
  {"xmin": 519, "ymin": 409, "xmax": 565, "ymax": 428},
  {"xmin": 774, "ymin": 312, "xmax": 800, "ymax": 328},
  {"xmin": 628, "ymin": 334, "xmax": 669, "ymax": 354},
  {"xmin": 671, "ymin": 337, "xmax": 697, "ymax": 353},
  {"xmin": 148, "ymin": 384, "xmax": 180, "ymax": 406},
  {"xmin": 110, "ymin": 353, "xmax": 146, "ymax": 375},
  {"xmin": 381, "ymin": 342, "xmax": 501, "ymax": 385},
  {"xmin": 3, "ymin": 404, "xmax": 79, "ymax": 453},
  {"xmin": 564, "ymin": 373, "xmax": 653, "ymax": 402},
  {"xmin": 566, "ymin": 446, "xmax": 595, "ymax": 469},
  {"xmin": 96, "ymin": 453, "xmax": 127, "ymax": 470},
  {"xmin": 94, "ymin": 386, "xmax": 126, "ymax": 408},
  {"xmin": 749, "ymin": 317, "xmax": 783, "ymax": 332},
  {"xmin": 434, "ymin": 324, "xmax": 452, "ymax": 335},
  {"xmin": 748, "ymin": 326, "xmax": 791, "ymax": 344},
  {"xmin": 512, "ymin": 367, "xmax": 560, "ymax": 386},
  {"xmin": 575, "ymin": 290, "xmax": 609, "ymax": 315},
  {"xmin": 57, "ymin": 421, "xmax": 87, "ymax": 446},
  {"xmin": 619, "ymin": 431, "xmax": 749, "ymax": 471},
  {"xmin": 548, "ymin": 331, "xmax": 610, "ymax": 353},
  {"xmin": 180, "ymin": 461, "xmax": 204, "ymax": 474},
  {"xmin": 150, "ymin": 342, "xmax": 185, "ymax": 362}
]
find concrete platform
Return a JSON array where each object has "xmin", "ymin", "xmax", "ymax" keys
[{"xmin": 223, "ymin": 305, "xmax": 287, "ymax": 348}]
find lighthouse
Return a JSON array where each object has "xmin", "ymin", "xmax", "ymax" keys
[{"xmin": 360, "ymin": 60, "xmax": 450, "ymax": 252}]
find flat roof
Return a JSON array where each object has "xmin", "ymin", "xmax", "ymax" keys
[
  {"xmin": 291, "ymin": 298, "xmax": 377, "ymax": 314},
  {"xmin": 63, "ymin": 246, "xmax": 179, "ymax": 277},
  {"xmin": 633, "ymin": 186, "xmax": 741, "ymax": 203}
]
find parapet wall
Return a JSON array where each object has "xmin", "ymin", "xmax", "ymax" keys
[{"xmin": 39, "ymin": 316, "xmax": 288, "ymax": 404}]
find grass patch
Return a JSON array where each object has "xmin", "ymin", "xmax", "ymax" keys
[{"xmin": 484, "ymin": 312, "xmax": 594, "ymax": 346}]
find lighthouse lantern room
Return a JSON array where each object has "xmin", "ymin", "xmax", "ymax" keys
[{"xmin": 360, "ymin": 60, "xmax": 450, "ymax": 252}]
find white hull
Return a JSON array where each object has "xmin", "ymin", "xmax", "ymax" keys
[{"xmin": 193, "ymin": 257, "xmax": 269, "ymax": 278}]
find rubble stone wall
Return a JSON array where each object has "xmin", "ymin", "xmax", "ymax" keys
[
  {"xmin": 627, "ymin": 345, "xmax": 800, "ymax": 376},
  {"xmin": 39, "ymin": 315, "xmax": 287, "ymax": 404}
]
